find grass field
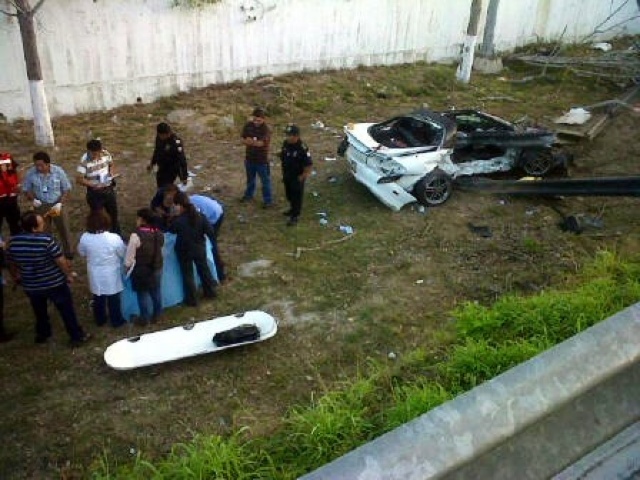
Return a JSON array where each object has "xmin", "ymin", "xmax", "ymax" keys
[{"xmin": 1, "ymin": 46, "xmax": 639, "ymax": 478}]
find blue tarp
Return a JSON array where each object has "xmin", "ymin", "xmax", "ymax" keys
[{"xmin": 120, "ymin": 233, "xmax": 217, "ymax": 321}]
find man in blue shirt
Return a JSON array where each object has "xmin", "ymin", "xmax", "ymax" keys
[
  {"xmin": 22, "ymin": 151, "xmax": 75, "ymax": 259},
  {"xmin": 6, "ymin": 212, "xmax": 89, "ymax": 346}
]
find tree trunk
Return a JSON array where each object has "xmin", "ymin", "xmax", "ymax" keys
[
  {"xmin": 14, "ymin": 0, "xmax": 54, "ymax": 146},
  {"xmin": 456, "ymin": 0, "xmax": 483, "ymax": 84}
]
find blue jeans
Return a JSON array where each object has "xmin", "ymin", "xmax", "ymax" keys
[
  {"xmin": 93, "ymin": 292, "xmax": 125, "ymax": 328},
  {"xmin": 26, "ymin": 283, "xmax": 85, "ymax": 342},
  {"xmin": 136, "ymin": 270, "xmax": 163, "ymax": 321},
  {"xmin": 243, "ymin": 161, "xmax": 272, "ymax": 204}
]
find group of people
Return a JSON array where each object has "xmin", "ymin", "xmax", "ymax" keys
[{"xmin": 0, "ymin": 107, "xmax": 313, "ymax": 346}]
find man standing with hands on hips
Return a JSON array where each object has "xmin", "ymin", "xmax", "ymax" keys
[
  {"xmin": 240, "ymin": 107, "xmax": 272, "ymax": 207},
  {"xmin": 280, "ymin": 124, "xmax": 312, "ymax": 226},
  {"xmin": 22, "ymin": 151, "xmax": 75, "ymax": 260}
]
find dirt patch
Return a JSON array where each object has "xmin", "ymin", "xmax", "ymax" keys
[{"xmin": 0, "ymin": 60, "xmax": 639, "ymax": 478}]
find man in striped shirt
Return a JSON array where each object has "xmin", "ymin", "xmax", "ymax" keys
[
  {"xmin": 6, "ymin": 212, "xmax": 89, "ymax": 346},
  {"xmin": 77, "ymin": 139, "xmax": 121, "ymax": 235}
]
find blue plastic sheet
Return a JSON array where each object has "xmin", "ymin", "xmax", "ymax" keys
[{"xmin": 120, "ymin": 233, "xmax": 218, "ymax": 321}]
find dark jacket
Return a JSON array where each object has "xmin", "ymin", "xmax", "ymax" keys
[
  {"xmin": 168, "ymin": 211, "xmax": 215, "ymax": 257},
  {"xmin": 135, "ymin": 227, "xmax": 164, "ymax": 271},
  {"xmin": 151, "ymin": 133, "xmax": 188, "ymax": 185},
  {"xmin": 280, "ymin": 140, "xmax": 312, "ymax": 179}
]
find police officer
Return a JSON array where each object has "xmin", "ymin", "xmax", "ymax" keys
[
  {"xmin": 280, "ymin": 124, "xmax": 312, "ymax": 226},
  {"xmin": 147, "ymin": 122, "xmax": 188, "ymax": 188}
]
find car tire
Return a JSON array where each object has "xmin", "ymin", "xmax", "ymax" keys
[
  {"xmin": 520, "ymin": 149, "xmax": 554, "ymax": 176},
  {"xmin": 414, "ymin": 170, "xmax": 453, "ymax": 206}
]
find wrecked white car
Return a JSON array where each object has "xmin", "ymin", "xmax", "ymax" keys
[{"xmin": 338, "ymin": 109, "xmax": 567, "ymax": 210}]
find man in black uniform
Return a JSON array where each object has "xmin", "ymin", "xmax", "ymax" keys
[
  {"xmin": 147, "ymin": 122, "xmax": 189, "ymax": 188},
  {"xmin": 280, "ymin": 124, "xmax": 312, "ymax": 226}
]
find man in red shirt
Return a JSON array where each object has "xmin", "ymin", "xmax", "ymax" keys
[{"xmin": 240, "ymin": 108, "xmax": 273, "ymax": 207}]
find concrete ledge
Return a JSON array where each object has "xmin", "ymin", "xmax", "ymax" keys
[{"xmin": 299, "ymin": 303, "xmax": 640, "ymax": 480}]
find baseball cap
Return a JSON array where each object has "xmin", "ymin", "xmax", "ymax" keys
[
  {"xmin": 285, "ymin": 124, "xmax": 300, "ymax": 136},
  {"xmin": 252, "ymin": 107, "xmax": 266, "ymax": 118}
]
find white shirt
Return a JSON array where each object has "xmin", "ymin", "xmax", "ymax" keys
[{"xmin": 77, "ymin": 231, "xmax": 126, "ymax": 295}]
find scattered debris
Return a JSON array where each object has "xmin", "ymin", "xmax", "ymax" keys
[
  {"xmin": 387, "ymin": 352, "xmax": 397, "ymax": 360},
  {"xmin": 286, "ymin": 231, "xmax": 357, "ymax": 259},
  {"xmin": 327, "ymin": 176, "xmax": 338, "ymax": 183},
  {"xmin": 338, "ymin": 225, "xmax": 354, "ymax": 235},
  {"xmin": 558, "ymin": 214, "xmax": 604, "ymax": 234},
  {"xmin": 467, "ymin": 223, "xmax": 492, "ymax": 238},
  {"xmin": 311, "ymin": 120, "xmax": 325, "ymax": 129},
  {"xmin": 555, "ymin": 108, "xmax": 592, "ymax": 125},
  {"xmin": 592, "ymin": 42, "xmax": 612, "ymax": 52},
  {"xmin": 324, "ymin": 157, "xmax": 336, "ymax": 162}
]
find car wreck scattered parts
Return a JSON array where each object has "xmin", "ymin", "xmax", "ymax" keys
[{"xmin": 338, "ymin": 109, "xmax": 568, "ymax": 210}]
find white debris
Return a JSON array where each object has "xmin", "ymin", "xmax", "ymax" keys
[
  {"xmin": 554, "ymin": 107, "xmax": 592, "ymax": 125},
  {"xmin": 592, "ymin": 42, "xmax": 612, "ymax": 52}
]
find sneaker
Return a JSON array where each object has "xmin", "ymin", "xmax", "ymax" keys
[
  {"xmin": 287, "ymin": 216, "xmax": 299, "ymax": 226},
  {"xmin": 69, "ymin": 333, "xmax": 92, "ymax": 348}
]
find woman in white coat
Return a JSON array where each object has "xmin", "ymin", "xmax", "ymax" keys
[{"xmin": 77, "ymin": 209, "xmax": 126, "ymax": 327}]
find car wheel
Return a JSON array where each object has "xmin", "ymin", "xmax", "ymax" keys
[
  {"xmin": 414, "ymin": 170, "xmax": 453, "ymax": 206},
  {"xmin": 520, "ymin": 149, "xmax": 554, "ymax": 176}
]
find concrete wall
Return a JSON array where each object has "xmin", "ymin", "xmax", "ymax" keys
[
  {"xmin": 1, "ymin": 0, "xmax": 639, "ymax": 121},
  {"xmin": 299, "ymin": 302, "xmax": 640, "ymax": 480}
]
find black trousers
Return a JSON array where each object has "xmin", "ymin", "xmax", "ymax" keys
[
  {"xmin": 86, "ymin": 187, "xmax": 121, "ymax": 235},
  {"xmin": 26, "ymin": 283, "xmax": 85, "ymax": 342},
  {"xmin": 0, "ymin": 196, "xmax": 21, "ymax": 236},
  {"xmin": 283, "ymin": 176, "xmax": 305, "ymax": 218},
  {"xmin": 177, "ymin": 248, "xmax": 216, "ymax": 306}
]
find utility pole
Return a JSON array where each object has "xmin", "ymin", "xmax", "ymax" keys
[
  {"xmin": 2, "ymin": 0, "xmax": 54, "ymax": 146},
  {"xmin": 456, "ymin": 0, "xmax": 483, "ymax": 83},
  {"xmin": 475, "ymin": 0, "xmax": 503, "ymax": 74}
]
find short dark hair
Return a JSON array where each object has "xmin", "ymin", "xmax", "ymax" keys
[
  {"xmin": 136, "ymin": 207, "xmax": 158, "ymax": 226},
  {"xmin": 33, "ymin": 151, "xmax": 51, "ymax": 164},
  {"xmin": 86, "ymin": 139, "xmax": 102, "ymax": 152},
  {"xmin": 252, "ymin": 107, "xmax": 266, "ymax": 118},
  {"xmin": 86, "ymin": 209, "xmax": 112, "ymax": 233},
  {"xmin": 157, "ymin": 122, "xmax": 171, "ymax": 134},
  {"xmin": 21, "ymin": 212, "xmax": 40, "ymax": 232}
]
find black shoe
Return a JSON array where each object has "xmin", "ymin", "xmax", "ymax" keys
[
  {"xmin": 287, "ymin": 216, "xmax": 299, "ymax": 226},
  {"xmin": 35, "ymin": 334, "xmax": 52, "ymax": 344},
  {"xmin": 282, "ymin": 209, "xmax": 292, "ymax": 216},
  {"xmin": 69, "ymin": 333, "xmax": 92, "ymax": 348},
  {"xmin": 0, "ymin": 331, "xmax": 16, "ymax": 343},
  {"xmin": 239, "ymin": 196, "xmax": 252, "ymax": 203}
]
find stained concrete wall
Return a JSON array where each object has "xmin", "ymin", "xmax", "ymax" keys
[
  {"xmin": 0, "ymin": 0, "xmax": 639, "ymax": 121},
  {"xmin": 299, "ymin": 302, "xmax": 640, "ymax": 480}
]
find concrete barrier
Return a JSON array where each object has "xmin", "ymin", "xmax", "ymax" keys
[{"xmin": 300, "ymin": 303, "xmax": 640, "ymax": 480}]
